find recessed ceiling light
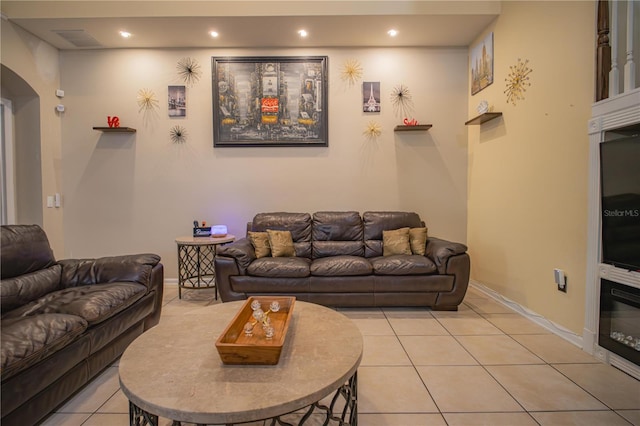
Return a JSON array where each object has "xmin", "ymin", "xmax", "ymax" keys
[
  {"xmin": 119, "ymin": 31, "xmax": 132, "ymax": 38},
  {"xmin": 210, "ymin": 31, "xmax": 219, "ymax": 38},
  {"xmin": 387, "ymin": 29, "xmax": 398, "ymax": 37},
  {"xmin": 298, "ymin": 29, "xmax": 308, "ymax": 38}
]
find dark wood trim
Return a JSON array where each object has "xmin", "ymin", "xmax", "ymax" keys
[{"xmin": 596, "ymin": 0, "xmax": 611, "ymax": 101}]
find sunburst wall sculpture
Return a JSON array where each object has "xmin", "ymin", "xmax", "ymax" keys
[
  {"xmin": 504, "ymin": 58, "xmax": 533, "ymax": 106},
  {"xmin": 363, "ymin": 120, "xmax": 382, "ymax": 141},
  {"xmin": 390, "ymin": 84, "xmax": 414, "ymax": 119},
  {"xmin": 137, "ymin": 88, "xmax": 159, "ymax": 113},
  {"xmin": 177, "ymin": 57, "xmax": 202, "ymax": 87},
  {"xmin": 169, "ymin": 125, "xmax": 187, "ymax": 144},
  {"xmin": 341, "ymin": 59, "xmax": 363, "ymax": 86}
]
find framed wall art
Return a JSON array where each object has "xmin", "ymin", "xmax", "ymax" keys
[
  {"xmin": 212, "ymin": 56, "xmax": 328, "ymax": 147},
  {"xmin": 168, "ymin": 85, "xmax": 186, "ymax": 117},
  {"xmin": 363, "ymin": 81, "xmax": 380, "ymax": 113},
  {"xmin": 470, "ymin": 32, "xmax": 494, "ymax": 95}
]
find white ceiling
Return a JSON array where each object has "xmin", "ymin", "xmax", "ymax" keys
[{"xmin": 1, "ymin": 1, "xmax": 501, "ymax": 50}]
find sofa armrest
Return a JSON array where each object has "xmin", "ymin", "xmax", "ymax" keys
[
  {"xmin": 59, "ymin": 254, "xmax": 161, "ymax": 290},
  {"xmin": 216, "ymin": 238, "xmax": 256, "ymax": 274},
  {"xmin": 425, "ymin": 237, "xmax": 467, "ymax": 274}
]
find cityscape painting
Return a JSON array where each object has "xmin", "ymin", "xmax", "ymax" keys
[
  {"xmin": 212, "ymin": 56, "xmax": 329, "ymax": 147},
  {"xmin": 470, "ymin": 32, "xmax": 494, "ymax": 95},
  {"xmin": 168, "ymin": 85, "xmax": 186, "ymax": 117}
]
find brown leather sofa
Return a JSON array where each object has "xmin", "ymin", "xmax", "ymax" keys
[
  {"xmin": 215, "ymin": 211, "xmax": 470, "ymax": 310},
  {"xmin": 0, "ymin": 225, "xmax": 164, "ymax": 426}
]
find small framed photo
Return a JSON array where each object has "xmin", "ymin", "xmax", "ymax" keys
[
  {"xmin": 471, "ymin": 32, "xmax": 494, "ymax": 95},
  {"xmin": 363, "ymin": 81, "xmax": 381, "ymax": 113},
  {"xmin": 168, "ymin": 85, "xmax": 186, "ymax": 117}
]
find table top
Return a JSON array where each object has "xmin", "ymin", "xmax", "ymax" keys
[
  {"xmin": 118, "ymin": 300, "xmax": 363, "ymax": 425},
  {"xmin": 175, "ymin": 234, "xmax": 236, "ymax": 245}
]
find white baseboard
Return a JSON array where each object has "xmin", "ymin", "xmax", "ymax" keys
[
  {"xmin": 164, "ymin": 278, "xmax": 178, "ymax": 285},
  {"xmin": 469, "ymin": 279, "xmax": 583, "ymax": 349}
]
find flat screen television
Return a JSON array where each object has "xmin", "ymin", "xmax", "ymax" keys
[{"xmin": 599, "ymin": 132, "xmax": 640, "ymax": 272}]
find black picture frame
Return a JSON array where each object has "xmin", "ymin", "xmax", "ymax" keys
[{"xmin": 212, "ymin": 56, "xmax": 328, "ymax": 147}]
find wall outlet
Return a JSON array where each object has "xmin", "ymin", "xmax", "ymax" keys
[{"xmin": 554, "ymin": 268, "xmax": 567, "ymax": 292}]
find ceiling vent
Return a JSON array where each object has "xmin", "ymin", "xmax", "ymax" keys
[{"xmin": 52, "ymin": 30, "xmax": 102, "ymax": 48}]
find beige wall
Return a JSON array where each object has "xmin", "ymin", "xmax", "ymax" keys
[
  {"xmin": 467, "ymin": 1, "xmax": 595, "ymax": 334},
  {"xmin": 1, "ymin": 21, "xmax": 64, "ymax": 255},
  {"xmin": 59, "ymin": 47, "xmax": 469, "ymax": 277}
]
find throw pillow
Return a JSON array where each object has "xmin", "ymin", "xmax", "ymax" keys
[
  {"xmin": 409, "ymin": 227, "xmax": 428, "ymax": 256},
  {"xmin": 248, "ymin": 231, "xmax": 271, "ymax": 258},
  {"xmin": 382, "ymin": 227, "xmax": 412, "ymax": 256},
  {"xmin": 266, "ymin": 230, "xmax": 296, "ymax": 257}
]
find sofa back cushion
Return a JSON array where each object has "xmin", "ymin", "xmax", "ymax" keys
[
  {"xmin": 1, "ymin": 225, "xmax": 56, "ymax": 279},
  {"xmin": 363, "ymin": 211, "xmax": 424, "ymax": 258},
  {"xmin": 1, "ymin": 225, "xmax": 61, "ymax": 312},
  {"xmin": 312, "ymin": 211, "xmax": 364, "ymax": 258},
  {"xmin": 251, "ymin": 213, "xmax": 312, "ymax": 258}
]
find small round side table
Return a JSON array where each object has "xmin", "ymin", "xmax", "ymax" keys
[{"xmin": 175, "ymin": 235, "xmax": 235, "ymax": 299}]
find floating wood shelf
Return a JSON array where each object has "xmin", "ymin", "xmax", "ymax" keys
[
  {"xmin": 394, "ymin": 124, "xmax": 433, "ymax": 132},
  {"xmin": 93, "ymin": 127, "xmax": 137, "ymax": 133},
  {"xmin": 465, "ymin": 112, "xmax": 502, "ymax": 125}
]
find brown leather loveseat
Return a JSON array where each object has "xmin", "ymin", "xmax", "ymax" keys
[
  {"xmin": 0, "ymin": 225, "xmax": 164, "ymax": 426},
  {"xmin": 215, "ymin": 211, "xmax": 469, "ymax": 310}
]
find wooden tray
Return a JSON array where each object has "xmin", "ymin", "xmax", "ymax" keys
[{"xmin": 215, "ymin": 296, "xmax": 296, "ymax": 365}]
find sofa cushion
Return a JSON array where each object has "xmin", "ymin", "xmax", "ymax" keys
[
  {"xmin": 363, "ymin": 212, "xmax": 424, "ymax": 257},
  {"xmin": 1, "ymin": 225, "xmax": 57, "ymax": 280},
  {"xmin": 383, "ymin": 228, "xmax": 412, "ymax": 256},
  {"xmin": 370, "ymin": 255, "xmax": 437, "ymax": 275},
  {"xmin": 251, "ymin": 213, "xmax": 312, "ymax": 258},
  {"xmin": 2, "ymin": 283, "xmax": 147, "ymax": 326},
  {"xmin": 1, "ymin": 313, "xmax": 88, "ymax": 381},
  {"xmin": 267, "ymin": 230, "xmax": 296, "ymax": 257},
  {"xmin": 312, "ymin": 241, "xmax": 365, "ymax": 258},
  {"xmin": 409, "ymin": 227, "xmax": 428, "ymax": 256},
  {"xmin": 1, "ymin": 265, "xmax": 62, "ymax": 313},
  {"xmin": 312, "ymin": 211, "xmax": 364, "ymax": 258},
  {"xmin": 248, "ymin": 231, "xmax": 271, "ymax": 258},
  {"xmin": 247, "ymin": 257, "xmax": 311, "ymax": 278},
  {"xmin": 310, "ymin": 256, "xmax": 373, "ymax": 276}
]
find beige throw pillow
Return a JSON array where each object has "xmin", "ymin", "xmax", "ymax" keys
[
  {"xmin": 248, "ymin": 231, "xmax": 271, "ymax": 258},
  {"xmin": 382, "ymin": 227, "xmax": 412, "ymax": 256},
  {"xmin": 409, "ymin": 227, "xmax": 428, "ymax": 256},
  {"xmin": 266, "ymin": 230, "xmax": 296, "ymax": 257}
]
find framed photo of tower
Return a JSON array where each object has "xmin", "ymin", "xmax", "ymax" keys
[
  {"xmin": 212, "ymin": 56, "xmax": 329, "ymax": 147},
  {"xmin": 470, "ymin": 32, "xmax": 494, "ymax": 95},
  {"xmin": 363, "ymin": 82, "xmax": 381, "ymax": 113}
]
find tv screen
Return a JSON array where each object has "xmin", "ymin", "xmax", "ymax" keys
[{"xmin": 599, "ymin": 133, "xmax": 640, "ymax": 271}]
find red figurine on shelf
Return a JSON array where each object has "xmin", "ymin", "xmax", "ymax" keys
[
  {"xmin": 403, "ymin": 118, "xmax": 418, "ymax": 126},
  {"xmin": 107, "ymin": 116, "xmax": 120, "ymax": 128}
]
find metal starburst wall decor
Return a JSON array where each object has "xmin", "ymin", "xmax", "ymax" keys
[
  {"xmin": 169, "ymin": 125, "xmax": 187, "ymax": 144},
  {"xmin": 341, "ymin": 59, "xmax": 363, "ymax": 86},
  {"xmin": 363, "ymin": 120, "xmax": 382, "ymax": 141},
  {"xmin": 390, "ymin": 84, "xmax": 414, "ymax": 119},
  {"xmin": 137, "ymin": 88, "xmax": 159, "ymax": 113},
  {"xmin": 177, "ymin": 57, "xmax": 202, "ymax": 87},
  {"xmin": 504, "ymin": 58, "xmax": 533, "ymax": 106}
]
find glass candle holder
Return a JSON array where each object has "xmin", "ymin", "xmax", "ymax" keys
[
  {"xmin": 264, "ymin": 326, "xmax": 275, "ymax": 339},
  {"xmin": 243, "ymin": 322, "xmax": 254, "ymax": 336}
]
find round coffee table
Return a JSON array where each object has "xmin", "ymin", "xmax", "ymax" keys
[{"xmin": 118, "ymin": 300, "xmax": 363, "ymax": 425}]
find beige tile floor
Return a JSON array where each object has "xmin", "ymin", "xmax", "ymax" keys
[{"xmin": 40, "ymin": 285, "xmax": 640, "ymax": 426}]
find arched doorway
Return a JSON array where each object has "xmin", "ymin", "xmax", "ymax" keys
[{"xmin": 1, "ymin": 64, "xmax": 43, "ymax": 226}]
